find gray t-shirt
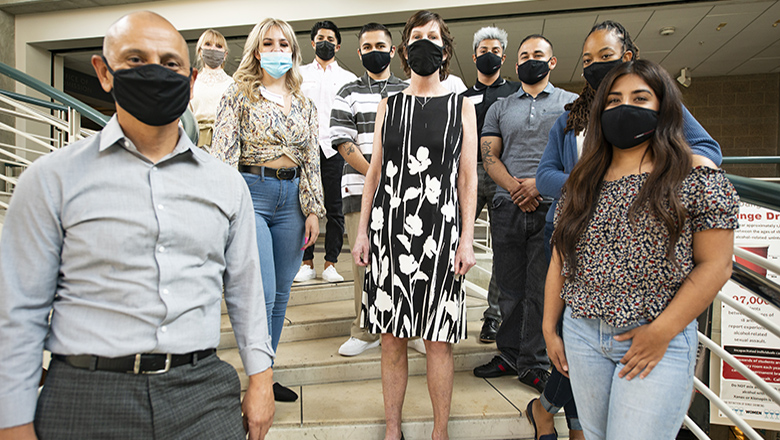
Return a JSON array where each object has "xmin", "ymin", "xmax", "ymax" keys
[{"xmin": 482, "ymin": 82, "xmax": 577, "ymax": 202}]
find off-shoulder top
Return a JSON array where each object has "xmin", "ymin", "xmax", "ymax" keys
[
  {"xmin": 556, "ymin": 166, "xmax": 739, "ymax": 327},
  {"xmin": 211, "ymin": 82, "xmax": 326, "ymax": 218}
]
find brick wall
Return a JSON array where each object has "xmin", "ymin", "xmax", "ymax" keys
[
  {"xmin": 557, "ymin": 72, "xmax": 780, "ymax": 178},
  {"xmin": 680, "ymin": 73, "xmax": 779, "ymax": 178}
]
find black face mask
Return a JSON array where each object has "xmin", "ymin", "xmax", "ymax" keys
[
  {"xmin": 583, "ymin": 59, "xmax": 624, "ymax": 91},
  {"xmin": 102, "ymin": 56, "xmax": 191, "ymax": 127},
  {"xmin": 361, "ymin": 50, "xmax": 392, "ymax": 74},
  {"xmin": 516, "ymin": 59, "xmax": 550, "ymax": 85},
  {"xmin": 406, "ymin": 39, "xmax": 443, "ymax": 77},
  {"xmin": 476, "ymin": 52, "xmax": 502, "ymax": 75},
  {"xmin": 315, "ymin": 40, "xmax": 336, "ymax": 61},
  {"xmin": 601, "ymin": 104, "xmax": 659, "ymax": 150}
]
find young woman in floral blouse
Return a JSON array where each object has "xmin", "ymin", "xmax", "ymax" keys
[
  {"xmin": 544, "ymin": 59, "xmax": 738, "ymax": 440},
  {"xmin": 212, "ymin": 17, "xmax": 325, "ymax": 403}
]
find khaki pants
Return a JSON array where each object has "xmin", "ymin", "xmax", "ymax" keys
[{"xmin": 345, "ymin": 212, "xmax": 379, "ymax": 342}]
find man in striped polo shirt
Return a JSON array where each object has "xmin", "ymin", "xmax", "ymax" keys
[{"xmin": 330, "ymin": 22, "xmax": 408, "ymax": 357}]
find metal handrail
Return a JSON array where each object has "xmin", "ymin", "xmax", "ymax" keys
[
  {"xmin": 730, "ymin": 262, "xmax": 780, "ymax": 311},
  {"xmin": 723, "ymin": 156, "xmax": 780, "ymax": 165},
  {"xmin": 726, "ymin": 174, "xmax": 780, "ymax": 213},
  {"xmin": 0, "ymin": 61, "xmax": 108, "ymax": 127},
  {"xmin": 0, "ymin": 89, "xmax": 68, "ymax": 112}
]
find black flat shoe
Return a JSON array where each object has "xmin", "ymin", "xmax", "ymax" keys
[
  {"xmin": 473, "ymin": 355, "xmax": 517, "ymax": 378},
  {"xmin": 479, "ymin": 318, "xmax": 499, "ymax": 343},
  {"xmin": 526, "ymin": 398, "xmax": 558, "ymax": 440},
  {"xmin": 273, "ymin": 382, "xmax": 298, "ymax": 402}
]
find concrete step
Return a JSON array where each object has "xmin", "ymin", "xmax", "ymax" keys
[
  {"xmin": 256, "ymin": 371, "xmax": 566, "ymax": 440},
  {"xmin": 220, "ymin": 295, "xmax": 488, "ymax": 350},
  {"xmin": 219, "ymin": 325, "xmax": 498, "ymax": 388}
]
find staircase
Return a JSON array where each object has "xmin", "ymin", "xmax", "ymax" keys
[{"xmin": 216, "ymin": 250, "xmax": 568, "ymax": 440}]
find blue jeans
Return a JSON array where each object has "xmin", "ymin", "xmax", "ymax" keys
[
  {"xmin": 492, "ymin": 198, "xmax": 550, "ymax": 373},
  {"xmin": 563, "ymin": 307, "xmax": 697, "ymax": 440},
  {"xmin": 243, "ymin": 172, "xmax": 305, "ymax": 352}
]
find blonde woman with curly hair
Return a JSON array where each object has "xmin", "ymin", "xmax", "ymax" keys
[{"xmin": 212, "ymin": 17, "xmax": 325, "ymax": 403}]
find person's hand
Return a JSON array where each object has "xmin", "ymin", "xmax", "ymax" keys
[
  {"xmin": 454, "ymin": 241, "xmax": 476, "ymax": 275},
  {"xmin": 543, "ymin": 330, "xmax": 569, "ymax": 378},
  {"xmin": 614, "ymin": 323, "xmax": 674, "ymax": 380},
  {"xmin": 510, "ymin": 178, "xmax": 542, "ymax": 211},
  {"xmin": 302, "ymin": 214, "xmax": 319, "ymax": 250},
  {"xmin": 0, "ymin": 423, "xmax": 38, "ymax": 440},
  {"xmin": 352, "ymin": 233, "xmax": 370, "ymax": 267},
  {"xmin": 242, "ymin": 369, "xmax": 275, "ymax": 440}
]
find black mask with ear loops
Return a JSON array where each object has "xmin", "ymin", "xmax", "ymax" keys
[
  {"xmin": 601, "ymin": 104, "xmax": 658, "ymax": 150},
  {"xmin": 102, "ymin": 56, "xmax": 191, "ymax": 127},
  {"xmin": 476, "ymin": 52, "xmax": 502, "ymax": 75},
  {"xmin": 406, "ymin": 39, "xmax": 443, "ymax": 77},
  {"xmin": 361, "ymin": 50, "xmax": 392, "ymax": 74},
  {"xmin": 583, "ymin": 59, "xmax": 624, "ymax": 91}
]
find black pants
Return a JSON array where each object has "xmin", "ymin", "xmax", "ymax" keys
[
  {"xmin": 302, "ymin": 150, "xmax": 344, "ymax": 263},
  {"xmin": 35, "ymin": 354, "xmax": 245, "ymax": 440}
]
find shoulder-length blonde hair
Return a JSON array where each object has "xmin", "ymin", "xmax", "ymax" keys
[
  {"xmin": 196, "ymin": 28, "xmax": 229, "ymax": 69},
  {"xmin": 233, "ymin": 18, "xmax": 303, "ymax": 101}
]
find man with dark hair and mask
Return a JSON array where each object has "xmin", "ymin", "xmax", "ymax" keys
[
  {"xmin": 329, "ymin": 22, "xmax": 408, "ymax": 357},
  {"xmin": 296, "ymin": 20, "xmax": 357, "ymax": 284},
  {"xmin": 460, "ymin": 26, "xmax": 521, "ymax": 345},
  {"xmin": 0, "ymin": 11, "xmax": 275, "ymax": 440},
  {"xmin": 472, "ymin": 34, "xmax": 576, "ymax": 394}
]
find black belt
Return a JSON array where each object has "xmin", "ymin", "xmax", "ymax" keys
[
  {"xmin": 53, "ymin": 349, "xmax": 215, "ymax": 375},
  {"xmin": 239, "ymin": 164, "xmax": 299, "ymax": 180}
]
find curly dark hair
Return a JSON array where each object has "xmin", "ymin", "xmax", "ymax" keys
[
  {"xmin": 564, "ymin": 20, "xmax": 640, "ymax": 134},
  {"xmin": 398, "ymin": 10, "xmax": 453, "ymax": 81}
]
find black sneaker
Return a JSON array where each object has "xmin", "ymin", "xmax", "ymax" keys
[
  {"xmin": 479, "ymin": 318, "xmax": 499, "ymax": 343},
  {"xmin": 273, "ymin": 382, "xmax": 299, "ymax": 402},
  {"xmin": 518, "ymin": 368, "xmax": 550, "ymax": 393},
  {"xmin": 473, "ymin": 355, "xmax": 517, "ymax": 378}
]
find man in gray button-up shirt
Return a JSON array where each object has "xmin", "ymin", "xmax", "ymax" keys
[
  {"xmin": 473, "ymin": 35, "xmax": 577, "ymax": 391},
  {"xmin": 0, "ymin": 12, "xmax": 274, "ymax": 440}
]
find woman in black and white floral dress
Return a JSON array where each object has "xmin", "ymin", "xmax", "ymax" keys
[{"xmin": 351, "ymin": 10, "xmax": 477, "ymax": 440}]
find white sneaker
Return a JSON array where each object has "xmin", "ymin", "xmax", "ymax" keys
[
  {"xmin": 408, "ymin": 338, "xmax": 427, "ymax": 354},
  {"xmin": 294, "ymin": 265, "xmax": 316, "ymax": 283},
  {"xmin": 338, "ymin": 337, "xmax": 380, "ymax": 356},
  {"xmin": 321, "ymin": 265, "xmax": 344, "ymax": 283}
]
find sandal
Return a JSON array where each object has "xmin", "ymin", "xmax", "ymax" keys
[{"xmin": 526, "ymin": 398, "xmax": 558, "ymax": 440}]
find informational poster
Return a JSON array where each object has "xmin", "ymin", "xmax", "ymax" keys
[{"xmin": 718, "ymin": 201, "xmax": 780, "ymax": 426}]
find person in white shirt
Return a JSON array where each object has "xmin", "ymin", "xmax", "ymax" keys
[
  {"xmin": 190, "ymin": 29, "xmax": 233, "ymax": 152},
  {"xmin": 296, "ymin": 21, "xmax": 357, "ymax": 284},
  {"xmin": 441, "ymin": 73, "xmax": 467, "ymax": 94}
]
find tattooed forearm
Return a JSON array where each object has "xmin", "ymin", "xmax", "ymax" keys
[
  {"xmin": 481, "ymin": 140, "xmax": 496, "ymax": 168},
  {"xmin": 343, "ymin": 142, "xmax": 357, "ymax": 156}
]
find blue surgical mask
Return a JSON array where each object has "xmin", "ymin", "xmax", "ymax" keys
[{"xmin": 260, "ymin": 52, "xmax": 293, "ymax": 79}]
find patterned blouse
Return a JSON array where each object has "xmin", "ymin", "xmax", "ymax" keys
[
  {"xmin": 211, "ymin": 83, "xmax": 326, "ymax": 218},
  {"xmin": 556, "ymin": 166, "xmax": 739, "ymax": 327}
]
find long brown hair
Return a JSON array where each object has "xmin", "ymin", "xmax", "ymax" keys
[
  {"xmin": 398, "ymin": 10, "xmax": 453, "ymax": 81},
  {"xmin": 552, "ymin": 59, "xmax": 692, "ymax": 275},
  {"xmin": 565, "ymin": 20, "xmax": 640, "ymax": 134}
]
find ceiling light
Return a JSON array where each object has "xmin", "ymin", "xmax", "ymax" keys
[
  {"xmin": 716, "ymin": 22, "xmax": 727, "ymax": 31},
  {"xmin": 659, "ymin": 26, "xmax": 676, "ymax": 36}
]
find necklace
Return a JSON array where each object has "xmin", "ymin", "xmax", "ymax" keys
[
  {"xmin": 415, "ymin": 96, "xmax": 432, "ymax": 109},
  {"xmin": 368, "ymin": 79, "xmax": 388, "ymax": 97}
]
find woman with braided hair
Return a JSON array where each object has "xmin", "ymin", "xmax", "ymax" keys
[{"xmin": 528, "ymin": 20, "xmax": 722, "ymax": 440}]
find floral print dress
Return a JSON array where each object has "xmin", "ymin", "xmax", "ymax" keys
[{"xmin": 361, "ymin": 93, "xmax": 467, "ymax": 343}]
